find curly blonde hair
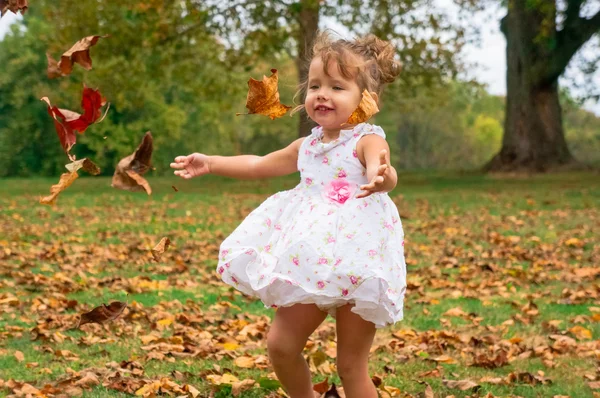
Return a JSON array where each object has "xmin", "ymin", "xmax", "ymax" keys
[{"xmin": 293, "ymin": 30, "xmax": 402, "ymax": 114}]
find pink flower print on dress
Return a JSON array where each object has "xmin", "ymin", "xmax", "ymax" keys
[
  {"xmin": 346, "ymin": 233, "xmax": 355, "ymax": 239},
  {"xmin": 352, "ymin": 148, "xmax": 358, "ymax": 158},
  {"xmin": 318, "ymin": 257, "xmax": 329, "ymax": 265},
  {"xmin": 220, "ymin": 249, "xmax": 229, "ymax": 259},
  {"xmin": 274, "ymin": 223, "xmax": 282, "ymax": 231},
  {"xmin": 265, "ymin": 218, "xmax": 271, "ymax": 228},
  {"xmin": 264, "ymin": 244, "xmax": 271, "ymax": 253},
  {"xmin": 310, "ymin": 138, "xmax": 317, "ymax": 146},
  {"xmin": 402, "ymin": 240, "xmax": 405, "ymax": 246},
  {"xmin": 245, "ymin": 249, "xmax": 254, "ymax": 255},
  {"xmin": 337, "ymin": 168, "xmax": 347, "ymax": 178},
  {"xmin": 305, "ymin": 177, "xmax": 313, "ymax": 186},
  {"xmin": 322, "ymin": 156, "xmax": 329, "ymax": 165},
  {"xmin": 317, "ymin": 281, "xmax": 325, "ymax": 289},
  {"xmin": 322, "ymin": 178, "xmax": 356, "ymax": 205},
  {"xmin": 218, "ymin": 266, "xmax": 224, "ymax": 274},
  {"xmin": 349, "ymin": 275, "xmax": 359, "ymax": 285},
  {"xmin": 328, "ymin": 236, "xmax": 336, "ymax": 243},
  {"xmin": 341, "ymin": 288, "xmax": 349, "ymax": 297},
  {"xmin": 231, "ymin": 275, "xmax": 238, "ymax": 284},
  {"xmin": 305, "ymin": 149, "xmax": 310, "ymax": 155},
  {"xmin": 291, "ymin": 255, "xmax": 300, "ymax": 266},
  {"xmin": 334, "ymin": 258, "xmax": 343, "ymax": 267}
]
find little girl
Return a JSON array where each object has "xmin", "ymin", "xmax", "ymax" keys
[{"xmin": 171, "ymin": 31, "xmax": 406, "ymax": 398}]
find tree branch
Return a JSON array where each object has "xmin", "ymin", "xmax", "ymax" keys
[{"xmin": 542, "ymin": 8, "xmax": 600, "ymax": 84}]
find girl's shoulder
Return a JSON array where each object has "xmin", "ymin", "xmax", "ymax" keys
[{"xmin": 353, "ymin": 123, "xmax": 386, "ymax": 140}]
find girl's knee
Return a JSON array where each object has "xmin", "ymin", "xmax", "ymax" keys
[
  {"xmin": 266, "ymin": 328, "xmax": 303, "ymax": 360},
  {"xmin": 336, "ymin": 355, "xmax": 368, "ymax": 380}
]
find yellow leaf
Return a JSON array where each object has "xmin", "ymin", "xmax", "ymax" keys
[
  {"xmin": 39, "ymin": 171, "xmax": 79, "ymax": 205},
  {"xmin": 234, "ymin": 356, "xmax": 255, "ymax": 368},
  {"xmin": 237, "ymin": 69, "xmax": 291, "ymax": 120},
  {"xmin": 569, "ymin": 325, "xmax": 592, "ymax": 340},
  {"xmin": 346, "ymin": 90, "xmax": 379, "ymax": 124},
  {"xmin": 221, "ymin": 342, "xmax": 240, "ymax": 351}
]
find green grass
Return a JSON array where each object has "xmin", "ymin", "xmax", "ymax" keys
[{"xmin": 0, "ymin": 172, "xmax": 599, "ymax": 397}]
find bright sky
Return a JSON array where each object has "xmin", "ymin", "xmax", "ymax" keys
[{"xmin": 1, "ymin": 5, "xmax": 598, "ymax": 115}]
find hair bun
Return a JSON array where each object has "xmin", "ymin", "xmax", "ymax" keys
[{"xmin": 356, "ymin": 34, "xmax": 402, "ymax": 85}]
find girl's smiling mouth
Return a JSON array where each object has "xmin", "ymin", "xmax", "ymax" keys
[{"xmin": 315, "ymin": 105, "xmax": 334, "ymax": 112}]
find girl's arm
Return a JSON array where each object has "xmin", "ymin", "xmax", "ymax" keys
[
  {"xmin": 209, "ymin": 137, "xmax": 305, "ymax": 180},
  {"xmin": 357, "ymin": 135, "xmax": 398, "ymax": 195}
]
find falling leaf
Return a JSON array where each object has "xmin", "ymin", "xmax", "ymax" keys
[
  {"xmin": 112, "ymin": 132, "xmax": 153, "ymax": 195},
  {"xmin": 41, "ymin": 87, "xmax": 108, "ymax": 156},
  {"xmin": 237, "ymin": 69, "xmax": 291, "ymax": 120},
  {"xmin": 65, "ymin": 158, "xmax": 101, "ymax": 175},
  {"xmin": 46, "ymin": 35, "xmax": 108, "ymax": 78},
  {"xmin": 151, "ymin": 237, "xmax": 171, "ymax": 262},
  {"xmin": 77, "ymin": 301, "xmax": 127, "ymax": 328},
  {"xmin": 172, "ymin": 185, "xmax": 179, "ymax": 192},
  {"xmin": 39, "ymin": 171, "xmax": 79, "ymax": 206},
  {"xmin": 0, "ymin": 0, "xmax": 27, "ymax": 17},
  {"xmin": 345, "ymin": 90, "xmax": 379, "ymax": 125}
]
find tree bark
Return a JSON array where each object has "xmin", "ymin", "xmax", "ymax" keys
[
  {"xmin": 485, "ymin": 1, "xmax": 577, "ymax": 172},
  {"xmin": 295, "ymin": 0, "xmax": 319, "ymax": 138}
]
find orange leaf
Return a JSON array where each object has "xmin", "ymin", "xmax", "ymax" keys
[
  {"xmin": 313, "ymin": 378, "xmax": 329, "ymax": 394},
  {"xmin": 39, "ymin": 171, "xmax": 79, "ymax": 205},
  {"xmin": 237, "ymin": 69, "xmax": 291, "ymax": 120},
  {"xmin": 65, "ymin": 158, "xmax": 101, "ymax": 175},
  {"xmin": 0, "ymin": 0, "xmax": 27, "ymax": 17},
  {"xmin": 77, "ymin": 301, "xmax": 127, "ymax": 328},
  {"xmin": 112, "ymin": 132, "xmax": 153, "ymax": 195},
  {"xmin": 47, "ymin": 35, "xmax": 108, "ymax": 78},
  {"xmin": 346, "ymin": 90, "xmax": 379, "ymax": 124}
]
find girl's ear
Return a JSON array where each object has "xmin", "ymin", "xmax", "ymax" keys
[{"xmin": 370, "ymin": 91, "xmax": 379, "ymax": 105}]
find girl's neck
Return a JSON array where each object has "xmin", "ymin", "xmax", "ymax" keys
[{"xmin": 321, "ymin": 127, "xmax": 341, "ymax": 143}]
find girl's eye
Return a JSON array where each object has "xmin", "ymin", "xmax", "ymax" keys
[
  {"xmin": 309, "ymin": 85, "xmax": 319, "ymax": 90},
  {"xmin": 333, "ymin": 86, "xmax": 343, "ymax": 91}
]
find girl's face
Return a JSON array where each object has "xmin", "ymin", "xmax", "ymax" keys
[{"xmin": 305, "ymin": 57, "xmax": 362, "ymax": 132}]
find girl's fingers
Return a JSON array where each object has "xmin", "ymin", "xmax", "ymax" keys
[
  {"xmin": 174, "ymin": 156, "xmax": 188, "ymax": 163},
  {"xmin": 170, "ymin": 162, "xmax": 184, "ymax": 169}
]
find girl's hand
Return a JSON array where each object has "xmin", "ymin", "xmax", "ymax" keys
[
  {"xmin": 170, "ymin": 153, "xmax": 211, "ymax": 179},
  {"xmin": 356, "ymin": 150, "xmax": 390, "ymax": 198}
]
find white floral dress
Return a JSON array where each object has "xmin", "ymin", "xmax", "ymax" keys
[{"xmin": 217, "ymin": 123, "xmax": 406, "ymax": 328}]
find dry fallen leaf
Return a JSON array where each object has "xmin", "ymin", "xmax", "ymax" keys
[
  {"xmin": 39, "ymin": 171, "xmax": 79, "ymax": 205},
  {"xmin": 112, "ymin": 132, "xmax": 153, "ymax": 195},
  {"xmin": 0, "ymin": 0, "xmax": 27, "ymax": 17},
  {"xmin": 77, "ymin": 301, "xmax": 127, "ymax": 328},
  {"xmin": 237, "ymin": 69, "xmax": 291, "ymax": 120},
  {"xmin": 151, "ymin": 237, "xmax": 171, "ymax": 262},
  {"xmin": 47, "ymin": 35, "xmax": 108, "ymax": 78},
  {"xmin": 14, "ymin": 350, "xmax": 24, "ymax": 362},
  {"xmin": 346, "ymin": 90, "xmax": 379, "ymax": 125}
]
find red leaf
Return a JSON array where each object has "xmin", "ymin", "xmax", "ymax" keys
[
  {"xmin": 41, "ymin": 86, "xmax": 108, "ymax": 156},
  {"xmin": 46, "ymin": 35, "xmax": 108, "ymax": 78}
]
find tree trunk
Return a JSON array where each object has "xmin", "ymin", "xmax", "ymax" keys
[
  {"xmin": 485, "ymin": 3, "xmax": 576, "ymax": 172},
  {"xmin": 295, "ymin": 0, "xmax": 319, "ymax": 138}
]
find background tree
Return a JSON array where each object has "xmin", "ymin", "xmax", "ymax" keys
[{"xmin": 460, "ymin": 0, "xmax": 600, "ymax": 172}]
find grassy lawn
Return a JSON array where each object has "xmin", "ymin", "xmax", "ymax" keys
[{"xmin": 0, "ymin": 172, "xmax": 599, "ymax": 397}]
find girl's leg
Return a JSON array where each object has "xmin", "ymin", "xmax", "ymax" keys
[
  {"xmin": 267, "ymin": 304, "xmax": 327, "ymax": 398},
  {"xmin": 335, "ymin": 304, "xmax": 378, "ymax": 398}
]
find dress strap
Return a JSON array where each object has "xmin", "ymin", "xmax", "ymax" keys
[{"xmin": 353, "ymin": 124, "xmax": 386, "ymax": 140}]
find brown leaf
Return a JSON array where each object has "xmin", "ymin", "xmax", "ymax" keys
[
  {"xmin": 417, "ymin": 381, "xmax": 434, "ymax": 398},
  {"xmin": 442, "ymin": 379, "xmax": 480, "ymax": 391},
  {"xmin": 313, "ymin": 378, "xmax": 329, "ymax": 394},
  {"xmin": 346, "ymin": 90, "xmax": 379, "ymax": 125},
  {"xmin": 0, "ymin": 0, "xmax": 27, "ymax": 17},
  {"xmin": 151, "ymin": 237, "xmax": 171, "ymax": 262},
  {"xmin": 39, "ymin": 171, "xmax": 79, "ymax": 205},
  {"xmin": 472, "ymin": 349, "xmax": 509, "ymax": 369},
  {"xmin": 112, "ymin": 131, "xmax": 153, "ymax": 195},
  {"xmin": 171, "ymin": 185, "xmax": 179, "ymax": 192},
  {"xmin": 231, "ymin": 379, "xmax": 256, "ymax": 396},
  {"xmin": 65, "ymin": 158, "xmax": 101, "ymax": 175},
  {"xmin": 237, "ymin": 69, "xmax": 291, "ymax": 119},
  {"xmin": 233, "ymin": 355, "xmax": 255, "ymax": 369},
  {"xmin": 77, "ymin": 301, "xmax": 127, "ymax": 328},
  {"xmin": 47, "ymin": 35, "xmax": 108, "ymax": 78}
]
